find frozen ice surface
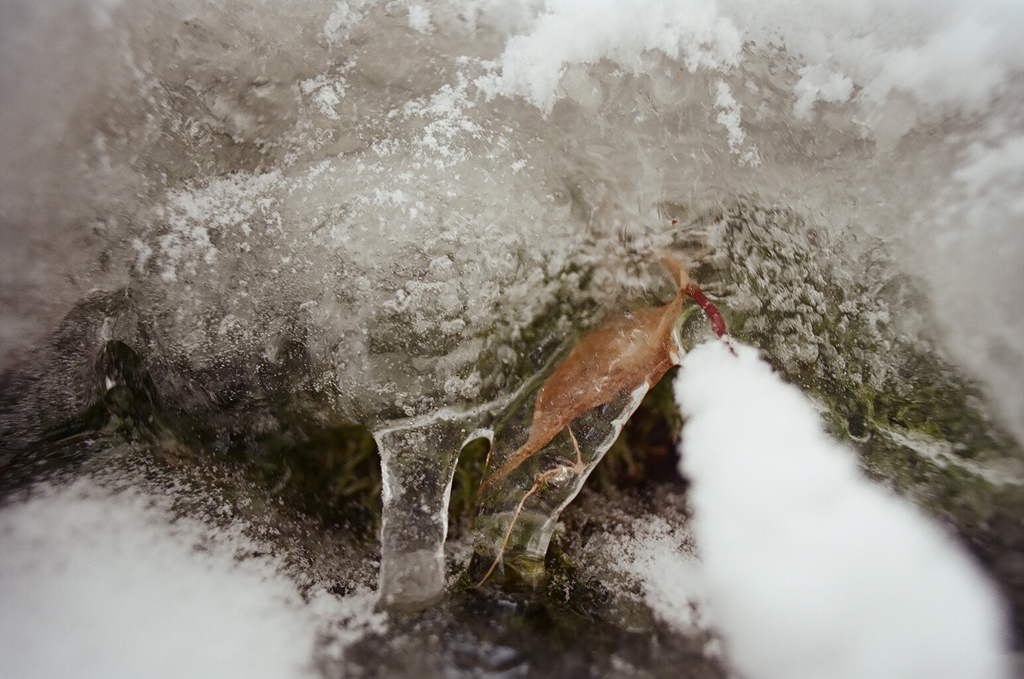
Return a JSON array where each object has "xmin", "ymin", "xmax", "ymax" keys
[
  {"xmin": 375, "ymin": 410, "xmax": 487, "ymax": 607},
  {"xmin": 0, "ymin": 0, "xmax": 1023, "ymax": 632},
  {"xmin": 473, "ymin": 375, "xmax": 649, "ymax": 585},
  {"xmin": 675, "ymin": 339, "xmax": 1010, "ymax": 679},
  {"xmin": 3, "ymin": 0, "xmax": 1023, "ymax": 440}
]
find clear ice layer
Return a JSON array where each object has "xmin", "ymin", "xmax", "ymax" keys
[
  {"xmin": 471, "ymin": 301, "xmax": 710, "ymax": 587},
  {"xmin": 375, "ymin": 411, "xmax": 485, "ymax": 608},
  {"xmin": 473, "ymin": 381, "xmax": 650, "ymax": 587}
]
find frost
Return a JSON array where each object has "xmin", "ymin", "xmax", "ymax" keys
[
  {"xmin": 2, "ymin": 0, "xmax": 1024, "ymax": 631},
  {"xmin": 793, "ymin": 64, "xmax": 854, "ymax": 118},
  {"xmin": 323, "ymin": 1, "xmax": 365, "ymax": 43},
  {"xmin": 714, "ymin": 80, "xmax": 760, "ymax": 166},
  {"xmin": 476, "ymin": 0, "xmax": 742, "ymax": 113},
  {"xmin": 301, "ymin": 76, "xmax": 346, "ymax": 119},
  {"xmin": 603, "ymin": 515, "xmax": 712, "ymax": 635},
  {"xmin": 408, "ymin": 5, "xmax": 433, "ymax": 34},
  {"xmin": 884, "ymin": 428, "xmax": 1024, "ymax": 487}
]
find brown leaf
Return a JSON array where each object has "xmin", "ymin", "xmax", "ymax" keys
[{"xmin": 480, "ymin": 255, "xmax": 693, "ymax": 490}]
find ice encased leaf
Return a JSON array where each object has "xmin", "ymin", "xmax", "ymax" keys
[{"xmin": 473, "ymin": 380, "xmax": 650, "ymax": 587}]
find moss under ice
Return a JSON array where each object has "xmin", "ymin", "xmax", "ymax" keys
[{"xmin": 2, "ymin": 197, "xmax": 1023, "ymax": 645}]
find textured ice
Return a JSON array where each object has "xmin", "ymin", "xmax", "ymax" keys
[
  {"xmin": 0, "ymin": 0, "xmax": 1023, "ymax": 617},
  {"xmin": 375, "ymin": 410, "xmax": 488, "ymax": 606},
  {"xmin": 473, "ymin": 374, "xmax": 650, "ymax": 586}
]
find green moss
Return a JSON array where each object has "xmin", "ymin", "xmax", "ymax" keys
[
  {"xmin": 254, "ymin": 423, "xmax": 382, "ymax": 535},
  {"xmin": 708, "ymin": 199, "xmax": 1019, "ymax": 464}
]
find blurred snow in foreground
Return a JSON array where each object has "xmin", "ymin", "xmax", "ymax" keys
[
  {"xmin": 0, "ymin": 477, "xmax": 384, "ymax": 679},
  {"xmin": 675, "ymin": 340, "xmax": 1010, "ymax": 679}
]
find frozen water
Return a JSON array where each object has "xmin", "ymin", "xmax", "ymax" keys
[
  {"xmin": 0, "ymin": 0, "xmax": 1023, "ymax": 647},
  {"xmin": 472, "ymin": 368, "xmax": 650, "ymax": 586},
  {"xmin": 470, "ymin": 275, "xmax": 707, "ymax": 587},
  {"xmin": 375, "ymin": 409, "xmax": 488, "ymax": 607},
  {"xmin": 3, "ymin": 0, "xmax": 1023, "ymax": 440}
]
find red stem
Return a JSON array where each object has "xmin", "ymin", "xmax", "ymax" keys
[{"xmin": 685, "ymin": 282, "xmax": 728, "ymax": 338}]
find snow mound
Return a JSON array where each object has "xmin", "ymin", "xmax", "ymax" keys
[
  {"xmin": 675, "ymin": 339, "xmax": 1010, "ymax": 679},
  {"xmin": 0, "ymin": 477, "xmax": 385, "ymax": 679}
]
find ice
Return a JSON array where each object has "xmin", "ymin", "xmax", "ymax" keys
[
  {"xmin": 674, "ymin": 339, "xmax": 1010, "ymax": 679},
  {"xmin": 472, "ymin": 372, "xmax": 650, "ymax": 586},
  {"xmin": 408, "ymin": 4, "xmax": 433, "ymax": 34},
  {"xmin": 1, "ymin": 0, "xmax": 1023, "ymax": 621},
  {"xmin": 375, "ymin": 409, "xmax": 487, "ymax": 608},
  {"xmin": 470, "ymin": 258, "xmax": 711, "ymax": 587}
]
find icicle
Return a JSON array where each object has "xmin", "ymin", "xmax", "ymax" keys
[{"xmin": 374, "ymin": 411, "xmax": 481, "ymax": 609}]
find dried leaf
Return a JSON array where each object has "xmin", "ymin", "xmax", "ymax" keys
[{"xmin": 481, "ymin": 254, "xmax": 724, "ymax": 490}]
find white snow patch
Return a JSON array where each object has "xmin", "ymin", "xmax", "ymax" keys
[
  {"xmin": 323, "ymin": 1, "xmax": 366, "ymax": 44},
  {"xmin": 793, "ymin": 64, "xmax": 854, "ymax": 118},
  {"xmin": 0, "ymin": 477, "xmax": 385, "ymax": 679},
  {"xmin": 604, "ymin": 515, "xmax": 712, "ymax": 635},
  {"xmin": 408, "ymin": 5, "xmax": 433, "ymax": 34},
  {"xmin": 713, "ymin": 80, "xmax": 760, "ymax": 166},
  {"xmin": 477, "ymin": 0, "xmax": 1024, "ymax": 124},
  {"xmin": 475, "ymin": 0, "xmax": 742, "ymax": 113},
  {"xmin": 301, "ymin": 76, "xmax": 346, "ymax": 120},
  {"xmin": 674, "ymin": 339, "xmax": 1010, "ymax": 679}
]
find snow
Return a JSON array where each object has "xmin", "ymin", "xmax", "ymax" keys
[
  {"xmin": 713, "ymin": 80, "xmax": 760, "ymax": 166},
  {"xmin": 476, "ymin": 0, "xmax": 742, "ymax": 113},
  {"xmin": 0, "ymin": 477, "xmax": 385, "ymax": 679},
  {"xmin": 674, "ymin": 339, "xmax": 1010, "ymax": 679},
  {"xmin": 602, "ymin": 515, "xmax": 712, "ymax": 635},
  {"xmin": 480, "ymin": 0, "xmax": 1024, "ymax": 118},
  {"xmin": 918, "ymin": 134, "xmax": 1024, "ymax": 444},
  {"xmin": 408, "ymin": 5, "xmax": 433, "ymax": 34}
]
